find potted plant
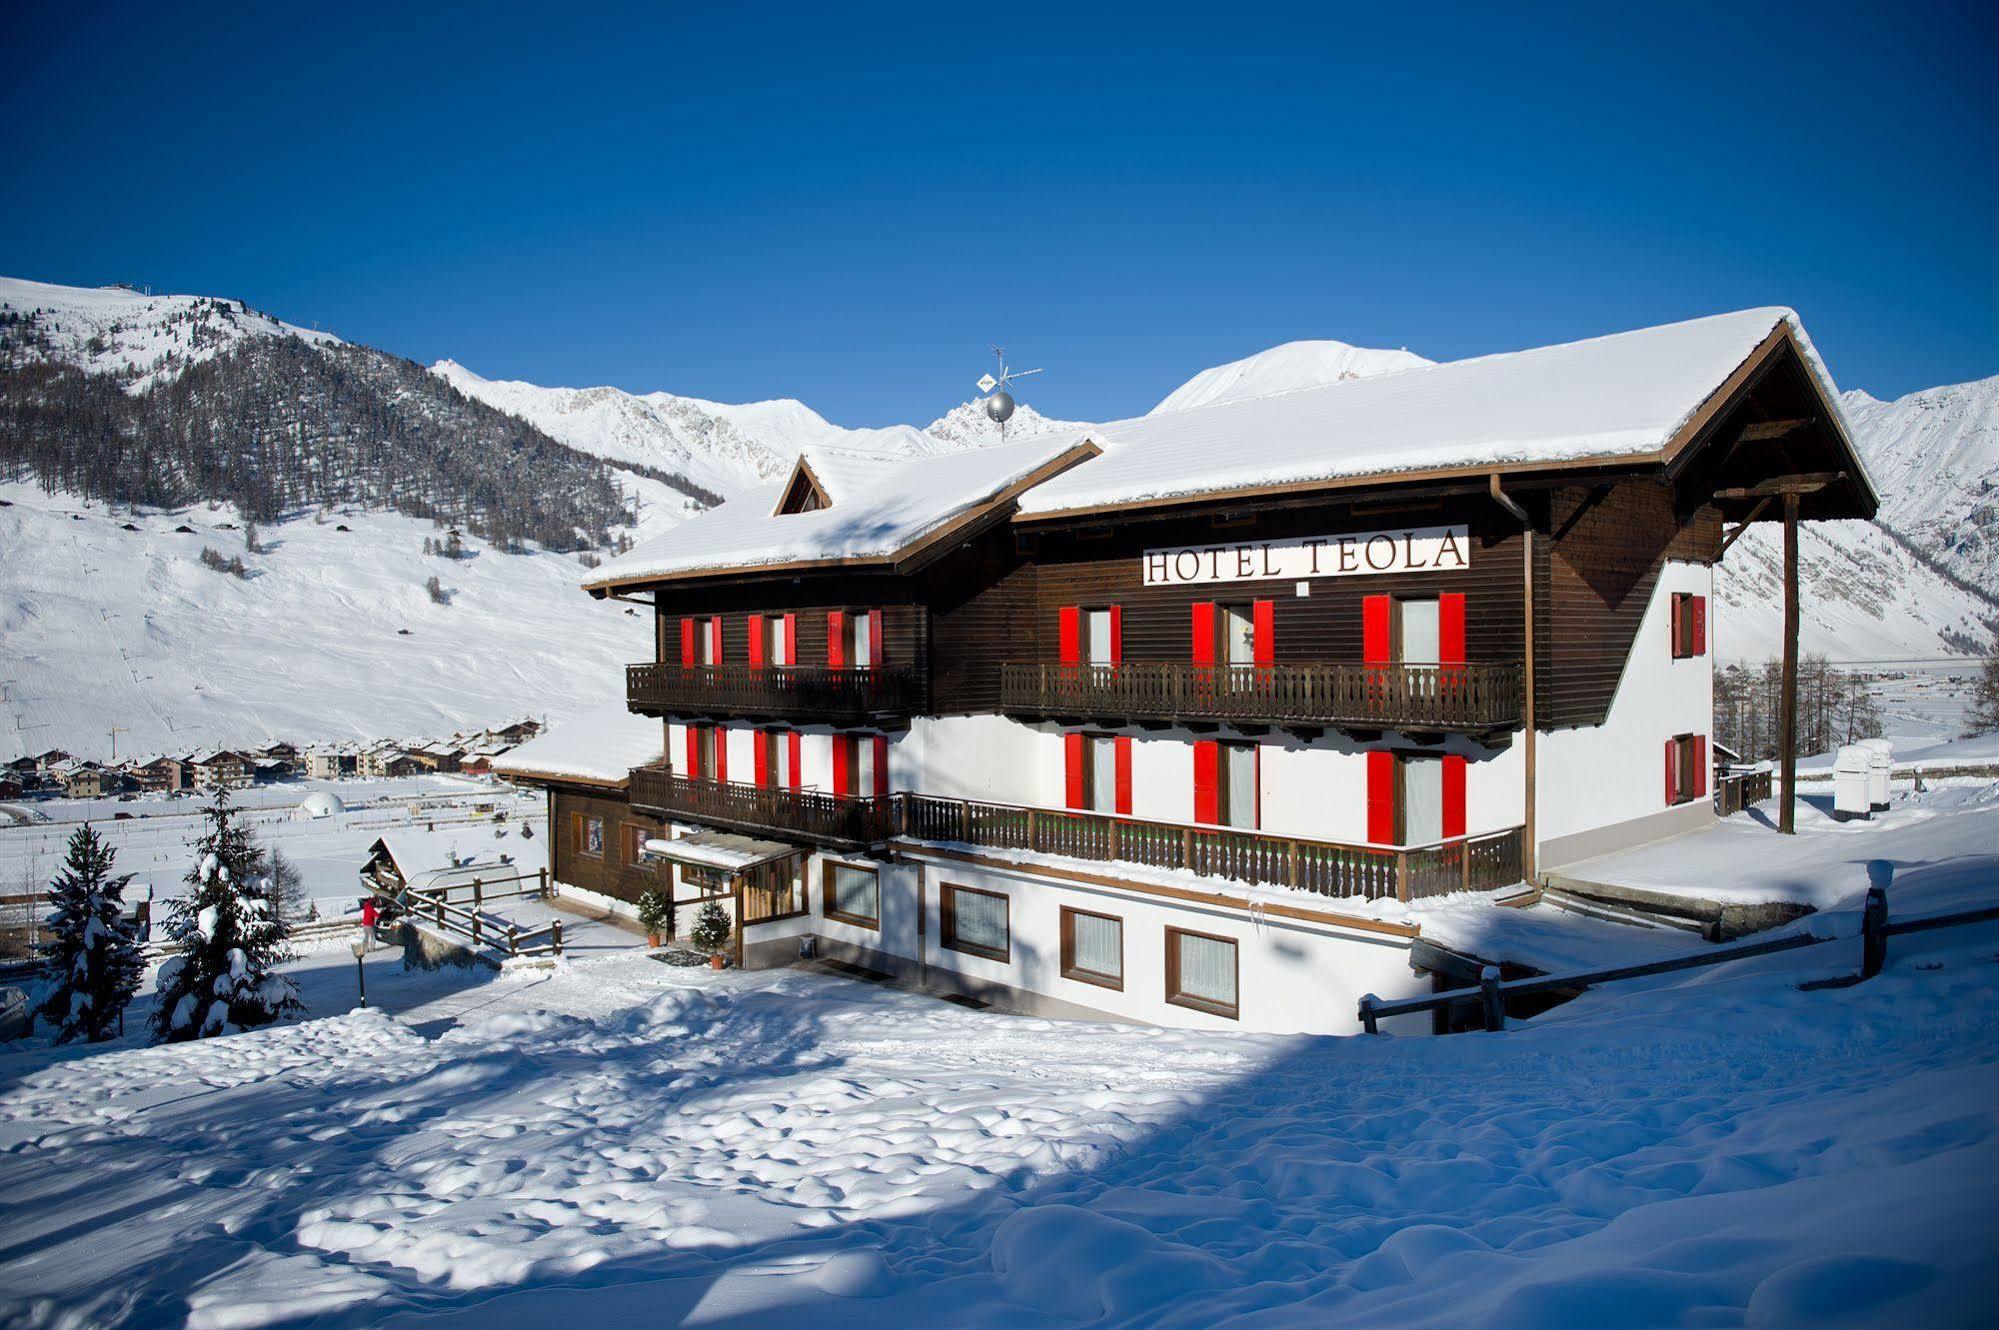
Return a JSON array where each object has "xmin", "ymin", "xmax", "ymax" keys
[
  {"xmin": 637, "ymin": 887, "xmax": 674, "ymax": 950},
  {"xmin": 689, "ymin": 900, "xmax": 732, "ymax": 969}
]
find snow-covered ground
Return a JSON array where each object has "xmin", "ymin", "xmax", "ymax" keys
[
  {"xmin": 1, "ymin": 783, "xmax": 1994, "ymax": 1329},
  {"xmin": 0, "ymin": 483, "xmax": 652, "ymax": 763}
]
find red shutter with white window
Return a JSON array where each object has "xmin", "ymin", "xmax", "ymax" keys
[
  {"xmin": 713, "ymin": 728, "xmax": 727, "ymax": 784},
  {"xmin": 1115, "ymin": 736, "xmax": 1132, "ymax": 814},
  {"xmin": 1692, "ymin": 596, "xmax": 1707, "ymax": 656},
  {"xmin": 783, "ymin": 613, "xmax": 798, "ymax": 666},
  {"xmin": 826, "ymin": 611, "xmax": 846, "ymax": 668},
  {"xmin": 1693, "ymin": 735, "xmax": 1708, "ymax": 797},
  {"xmin": 1439, "ymin": 593, "xmax": 1466, "ymax": 665},
  {"xmin": 1108, "ymin": 606, "xmax": 1123, "ymax": 666},
  {"xmin": 1193, "ymin": 740, "xmax": 1219, "ymax": 824},
  {"xmin": 1442, "ymin": 754, "xmax": 1466, "ymax": 838},
  {"xmin": 680, "ymin": 618, "xmax": 696, "ymax": 668},
  {"xmin": 684, "ymin": 726, "xmax": 699, "ymax": 779},
  {"xmin": 872, "ymin": 735, "xmax": 889, "ymax": 797},
  {"xmin": 787, "ymin": 731, "xmax": 803, "ymax": 789},
  {"xmin": 1362, "ymin": 595, "xmax": 1391, "ymax": 665},
  {"xmin": 753, "ymin": 731, "xmax": 770, "ymax": 787},
  {"xmin": 830, "ymin": 734, "xmax": 850, "ymax": 796},
  {"xmin": 1058, "ymin": 606, "xmax": 1080, "ymax": 666},
  {"xmin": 1253, "ymin": 600, "xmax": 1275, "ymax": 667},
  {"xmin": 868, "ymin": 609, "xmax": 884, "ymax": 667},
  {"xmin": 1665, "ymin": 738, "xmax": 1678, "ymax": 804},
  {"xmin": 1064, "ymin": 733, "xmax": 1086, "ymax": 809},
  {"xmin": 709, "ymin": 617, "xmax": 724, "ymax": 665},
  {"xmin": 1191, "ymin": 602, "xmax": 1215, "ymax": 666},
  {"xmin": 1366, "ymin": 750, "xmax": 1396, "ymax": 844},
  {"xmin": 747, "ymin": 613, "xmax": 765, "ymax": 668}
]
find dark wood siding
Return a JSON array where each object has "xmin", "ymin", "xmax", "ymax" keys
[
  {"xmin": 922, "ymin": 525, "xmax": 1037, "ymax": 714},
  {"xmin": 550, "ymin": 785, "xmax": 668, "ymax": 905}
]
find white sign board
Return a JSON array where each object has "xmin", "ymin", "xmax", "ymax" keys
[{"xmin": 1142, "ymin": 524, "xmax": 1470, "ymax": 587}]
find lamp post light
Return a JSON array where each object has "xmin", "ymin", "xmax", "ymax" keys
[{"xmin": 351, "ymin": 939, "xmax": 368, "ymax": 1009}]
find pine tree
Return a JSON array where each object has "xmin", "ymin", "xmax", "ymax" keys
[
  {"xmin": 690, "ymin": 900, "xmax": 731, "ymax": 954},
  {"xmin": 1968, "ymin": 657, "xmax": 1999, "ymax": 736},
  {"xmin": 149, "ymin": 793, "xmax": 303, "ymax": 1043},
  {"xmin": 36, "ymin": 823, "xmax": 146, "ymax": 1044}
]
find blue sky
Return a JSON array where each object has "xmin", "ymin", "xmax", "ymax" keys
[{"xmin": 7, "ymin": 2, "xmax": 1995, "ymax": 426}]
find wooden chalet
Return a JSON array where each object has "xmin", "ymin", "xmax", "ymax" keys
[{"xmin": 498, "ymin": 309, "xmax": 1872, "ymax": 1035}]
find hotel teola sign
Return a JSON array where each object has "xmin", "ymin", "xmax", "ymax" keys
[{"xmin": 1142, "ymin": 524, "xmax": 1470, "ymax": 587}]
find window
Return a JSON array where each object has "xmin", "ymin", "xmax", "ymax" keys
[
  {"xmin": 759, "ymin": 729, "xmax": 798, "ymax": 788},
  {"xmin": 1396, "ymin": 597, "xmax": 1440, "ymax": 665},
  {"xmin": 680, "ymin": 616, "xmax": 723, "ymax": 667},
  {"xmin": 1084, "ymin": 608, "xmax": 1117, "ymax": 665},
  {"xmin": 622, "ymin": 823, "xmax": 650, "ymax": 866},
  {"xmin": 1218, "ymin": 742, "xmax": 1258, "ymax": 829},
  {"xmin": 823, "ymin": 861, "xmax": 879, "ymax": 928},
  {"xmin": 572, "ymin": 814, "xmax": 604, "ymax": 859},
  {"xmin": 940, "ymin": 883, "xmax": 1010, "ymax": 962},
  {"xmin": 1667, "ymin": 733, "xmax": 1707, "ymax": 805},
  {"xmin": 831, "ymin": 609, "xmax": 883, "ymax": 669},
  {"xmin": 1671, "ymin": 593, "xmax": 1707, "ymax": 659},
  {"xmin": 1061, "ymin": 907, "xmax": 1123, "ymax": 989},
  {"xmin": 688, "ymin": 724, "xmax": 720, "ymax": 780},
  {"xmin": 1166, "ymin": 928, "xmax": 1239, "ymax": 1018},
  {"xmin": 1220, "ymin": 604, "xmax": 1256, "ymax": 666},
  {"xmin": 1400, "ymin": 756, "xmax": 1444, "ymax": 845},
  {"xmin": 768, "ymin": 613, "xmax": 794, "ymax": 667}
]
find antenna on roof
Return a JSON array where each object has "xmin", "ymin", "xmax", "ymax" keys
[{"xmin": 978, "ymin": 346, "xmax": 1043, "ymax": 438}]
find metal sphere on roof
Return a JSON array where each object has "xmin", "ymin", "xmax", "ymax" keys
[{"xmin": 984, "ymin": 390, "xmax": 1016, "ymax": 424}]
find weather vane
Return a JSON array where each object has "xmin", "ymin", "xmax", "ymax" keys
[{"xmin": 977, "ymin": 346, "xmax": 1043, "ymax": 435}]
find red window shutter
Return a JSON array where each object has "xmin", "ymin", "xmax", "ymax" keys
[
  {"xmin": 1442, "ymin": 754, "xmax": 1467, "ymax": 838},
  {"xmin": 1108, "ymin": 605, "xmax": 1123, "ymax": 665},
  {"xmin": 1362, "ymin": 595, "xmax": 1391, "ymax": 665},
  {"xmin": 1064, "ymin": 733, "xmax": 1086, "ymax": 809},
  {"xmin": 1670, "ymin": 593, "xmax": 1685, "ymax": 657},
  {"xmin": 753, "ymin": 731, "xmax": 769, "ymax": 787},
  {"xmin": 713, "ymin": 728, "xmax": 727, "ymax": 784},
  {"xmin": 868, "ymin": 609, "xmax": 885, "ymax": 666},
  {"xmin": 684, "ymin": 726, "xmax": 699, "ymax": 779},
  {"xmin": 1439, "ymin": 593, "xmax": 1466, "ymax": 665},
  {"xmin": 827, "ymin": 611, "xmax": 846, "ymax": 668},
  {"xmin": 1366, "ymin": 750, "xmax": 1396, "ymax": 844},
  {"xmin": 1058, "ymin": 606, "xmax": 1080, "ymax": 665},
  {"xmin": 784, "ymin": 613, "xmax": 798, "ymax": 665},
  {"xmin": 680, "ymin": 617, "xmax": 695, "ymax": 667},
  {"xmin": 1665, "ymin": 738, "xmax": 1678, "ymax": 804},
  {"xmin": 1193, "ymin": 740, "xmax": 1219, "ymax": 824},
  {"xmin": 830, "ymin": 734, "xmax": 850, "ymax": 796},
  {"xmin": 709, "ymin": 617, "xmax": 724, "ymax": 665},
  {"xmin": 787, "ymin": 731, "xmax": 803, "ymax": 789},
  {"xmin": 1191, "ymin": 602, "xmax": 1215, "ymax": 666},
  {"xmin": 1692, "ymin": 596, "xmax": 1707, "ymax": 656},
  {"xmin": 1253, "ymin": 600, "xmax": 1275, "ymax": 666},
  {"xmin": 747, "ymin": 614, "xmax": 765, "ymax": 668},
  {"xmin": 1115, "ymin": 736, "xmax": 1133, "ymax": 814},
  {"xmin": 1693, "ymin": 735, "xmax": 1708, "ymax": 797},
  {"xmin": 872, "ymin": 735, "xmax": 889, "ymax": 796}
]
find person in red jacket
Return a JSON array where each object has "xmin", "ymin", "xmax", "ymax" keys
[{"xmin": 360, "ymin": 897, "xmax": 379, "ymax": 951}]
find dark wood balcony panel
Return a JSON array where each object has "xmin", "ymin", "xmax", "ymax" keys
[
  {"xmin": 627, "ymin": 662, "xmax": 924, "ymax": 723},
  {"xmin": 999, "ymin": 661, "xmax": 1522, "ymax": 732},
  {"xmin": 899, "ymin": 792, "xmax": 1526, "ymax": 904},
  {"xmin": 629, "ymin": 766, "xmax": 897, "ymax": 850}
]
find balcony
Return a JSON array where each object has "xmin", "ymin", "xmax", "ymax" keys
[
  {"xmin": 627, "ymin": 662, "xmax": 924, "ymax": 725},
  {"xmin": 899, "ymin": 793, "xmax": 1526, "ymax": 903},
  {"xmin": 1000, "ymin": 661, "xmax": 1522, "ymax": 736},
  {"xmin": 628, "ymin": 766, "xmax": 898, "ymax": 851}
]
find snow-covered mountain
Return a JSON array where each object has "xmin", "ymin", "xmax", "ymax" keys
[
  {"xmin": 1150, "ymin": 339, "xmax": 1433, "ymax": 414},
  {"xmin": 923, "ymin": 398, "xmax": 1086, "ymax": 448},
  {"xmin": 1844, "ymin": 376, "xmax": 1999, "ymax": 591}
]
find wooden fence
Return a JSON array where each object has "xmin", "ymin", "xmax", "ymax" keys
[
  {"xmin": 627, "ymin": 661, "xmax": 924, "ymax": 722},
  {"xmin": 367, "ymin": 867, "xmax": 564, "ymax": 960},
  {"xmin": 1359, "ymin": 883, "xmax": 1999, "ymax": 1034},
  {"xmin": 629, "ymin": 767, "xmax": 899, "ymax": 849},
  {"xmin": 1715, "ymin": 769, "xmax": 1774, "ymax": 816},
  {"xmin": 1000, "ymin": 661, "xmax": 1522, "ymax": 731}
]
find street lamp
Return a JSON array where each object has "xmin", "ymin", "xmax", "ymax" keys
[{"xmin": 351, "ymin": 939, "xmax": 368, "ymax": 1009}]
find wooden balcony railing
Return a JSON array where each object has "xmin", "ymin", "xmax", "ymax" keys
[
  {"xmin": 899, "ymin": 793, "xmax": 1526, "ymax": 903},
  {"xmin": 1000, "ymin": 661, "xmax": 1522, "ymax": 732},
  {"xmin": 628, "ymin": 767, "xmax": 898, "ymax": 850},
  {"xmin": 1715, "ymin": 768, "xmax": 1773, "ymax": 817},
  {"xmin": 627, "ymin": 662, "xmax": 924, "ymax": 722}
]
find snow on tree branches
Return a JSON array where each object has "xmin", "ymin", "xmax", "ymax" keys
[
  {"xmin": 149, "ymin": 793, "xmax": 304, "ymax": 1043},
  {"xmin": 35, "ymin": 823, "xmax": 146, "ymax": 1044}
]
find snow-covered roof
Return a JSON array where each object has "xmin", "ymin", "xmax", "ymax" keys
[
  {"xmin": 582, "ymin": 433, "xmax": 1096, "ymax": 590},
  {"xmin": 1019, "ymin": 308, "xmax": 1873, "ymax": 518},
  {"xmin": 642, "ymin": 831, "xmax": 802, "ymax": 872},
  {"xmin": 488, "ymin": 702, "xmax": 662, "ymax": 788}
]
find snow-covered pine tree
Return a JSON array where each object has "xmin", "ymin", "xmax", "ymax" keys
[
  {"xmin": 149, "ymin": 793, "xmax": 304, "ymax": 1043},
  {"xmin": 35, "ymin": 823, "xmax": 146, "ymax": 1044}
]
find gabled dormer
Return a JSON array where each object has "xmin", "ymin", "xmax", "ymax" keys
[{"xmin": 773, "ymin": 458, "xmax": 831, "ymax": 516}]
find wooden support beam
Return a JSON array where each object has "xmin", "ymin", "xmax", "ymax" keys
[
  {"xmin": 1736, "ymin": 418, "xmax": 1812, "ymax": 442},
  {"xmin": 1779, "ymin": 491, "xmax": 1801, "ymax": 835},
  {"xmin": 1717, "ymin": 495, "xmax": 1773, "ymax": 557},
  {"xmin": 1715, "ymin": 471, "xmax": 1843, "ymax": 501}
]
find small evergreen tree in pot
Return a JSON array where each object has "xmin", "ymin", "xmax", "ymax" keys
[
  {"xmin": 637, "ymin": 887, "xmax": 674, "ymax": 948},
  {"xmin": 689, "ymin": 900, "xmax": 731, "ymax": 965},
  {"xmin": 150, "ymin": 793, "xmax": 305, "ymax": 1043},
  {"xmin": 36, "ymin": 823, "xmax": 146, "ymax": 1043}
]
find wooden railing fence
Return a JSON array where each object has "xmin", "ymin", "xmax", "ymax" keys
[
  {"xmin": 1715, "ymin": 769, "xmax": 1774, "ymax": 816},
  {"xmin": 1001, "ymin": 661, "xmax": 1522, "ymax": 730},
  {"xmin": 628, "ymin": 661, "xmax": 923, "ymax": 720},
  {"xmin": 365, "ymin": 867, "xmax": 564, "ymax": 959},
  {"xmin": 629, "ymin": 768, "xmax": 898, "ymax": 849}
]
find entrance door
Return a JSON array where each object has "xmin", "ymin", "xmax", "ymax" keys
[
  {"xmin": 1397, "ymin": 598, "xmax": 1439, "ymax": 665},
  {"xmin": 1401, "ymin": 756, "xmax": 1443, "ymax": 844}
]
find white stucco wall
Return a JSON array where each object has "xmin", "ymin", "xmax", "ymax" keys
[{"xmin": 1536, "ymin": 560, "xmax": 1715, "ymax": 846}]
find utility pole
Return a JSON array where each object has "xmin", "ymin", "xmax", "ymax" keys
[{"xmin": 108, "ymin": 726, "xmax": 129, "ymax": 762}]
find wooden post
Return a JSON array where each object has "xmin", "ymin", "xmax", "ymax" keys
[
  {"xmin": 1286, "ymin": 839, "xmax": 1299, "ymax": 887},
  {"xmin": 1861, "ymin": 884, "xmax": 1888, "ymax": 979},
  {"xmin": 1779, "ymin": 490, "xmax": 1801, "ymax": 834},
  {"xmin": 551, "ymin": 919, "xmax": 563, "ymax": 958},
  {"xmin": 1395, "ymin": 851, "xmax": 1410, "ymax": 904},
  {"xmin": 472, "ymin": 879, "xmax": 482, "ymax": 912},
  {"xmin": 960, "ymin": 798, "xmax": 972, "ymax": 842},
  {"xmin": 1479, "ymin": 964, "xmax": 1504, "ymax": 1032},
  {"xmin": 1027, "ymin": 807, "xmax": 1038, "ymax": 853},
  {"xmin": 1182, "ymin": 826, "xmax": 1195, "ymax": 872},
  {"xmin": 1359, "ymin": 994, "xmax": 1379, "ymax": 1035},
  {"xmin": 539, "ymin": 868, "xmax": 548, "ymax": 897}
]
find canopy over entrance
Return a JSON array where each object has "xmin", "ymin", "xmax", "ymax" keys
[{"xmin": 641, "ymin": 831, "xmax": 804, "ymax": 874}]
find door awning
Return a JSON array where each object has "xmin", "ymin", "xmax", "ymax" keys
[{"xmin": 641, "ymin": 831, "xmax": 805, "ymax": 874}]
